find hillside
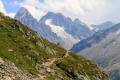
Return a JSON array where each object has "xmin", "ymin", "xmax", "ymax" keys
[
  {"xmin": 0, "ymin": 12, "xmax": 111, "ymax": 80},
  {"xmin": 70, "ymin": 23, "xmax": 120, "ymax": 80}
]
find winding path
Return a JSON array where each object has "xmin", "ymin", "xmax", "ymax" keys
[{"xmin": 34, "ymin": 51, "xmax": 70, "ymax": 79}]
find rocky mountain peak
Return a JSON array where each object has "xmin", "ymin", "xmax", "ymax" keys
[
  {"xmin": 46, "ymin": 12, "xmax": 65, "ymax": 17},
  {"xmin": 66, "ymin": 17, "xmax": 72, "ymax": 22},
  {"xmin": 105, "ymin": 21, "xmax": 113, "ymax": 24},
  {"xmin": 40, "ymin": 12, "xmax": 66, "ymax": 23},
  {"xmin": 91, "ymin": 21, "xmax": 115, "ymax": 31},
  {"xmin": 15, "ymin": 7, "xmax": 32, "ymax": 18},
  {"xmin": 18, "ymin": 7, "xmax": 28, "ymax": 13},
  {"xmin": 73, "ymin": 18, "xmax": 86, "ymax": 25},
  {"xmin": 14, "ymin": 7, "xmax": 38, "ymax": 30}
]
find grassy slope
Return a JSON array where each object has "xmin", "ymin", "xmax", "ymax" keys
[{"xmin": 0, "ymin": 12, "xmax": 66, "ymax": 74}]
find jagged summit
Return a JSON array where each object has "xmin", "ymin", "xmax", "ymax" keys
[
  {"xmin": 14, "ymin": 7, "xmax": 39, "ymax": 30},
  {"xmin": 15, "ymin": 7, "xmax": 31, "ymax": 18},
  {"xmin": 91, "ymin": 21, "xmax": 115, "ymax": 31},
  {"xmin": 18, "ymin": 7, "xmax": 28, "ymax": 12},
  {"xmin": 39, "ymin": 11, "xmax": 94, "ymax": 49},
  {"xmin": 73, "ymin": 18, "xmax": 86, "ymax": 25},
  {"xmin": 14, "ymin": 8, "xmax": 94, "ymax": 50},
  {"xmin": 46, "ymin": 12, "xmax": 64, "ymax": 17}
]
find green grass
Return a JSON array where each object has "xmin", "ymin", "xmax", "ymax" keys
[
  {"xmin": 0, "ymin": 12, "xmax": 66, "ymax": 75},
  {"xmin": 44, "ymin": 75, "xmax": 55, "ymax": 80}
]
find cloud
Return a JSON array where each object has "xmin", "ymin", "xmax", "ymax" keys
[
  {"xmin": 13, "ymin": 0, "xmax": 106, "ymax": 24},
  {"xmin": 7, "ymin": 13, "xmax": 16, "ymax": 18},
  {"xmin": 0, "ymin": 0, "xmax": 15, "ymax": 18},
  {"xmin": 0, "ymin": 0, "xmax": 7, "ymax": 14},
  {"xmin": 14, "ymin": 0, "xmax": 47, "ymax": 21},
  {"xmin": 12, "ymin": 0, "xmax": 120, "ymax": 24},
  {"xmin": 40, "ymin": 0, "xmax": 106, "ymax": 24}
]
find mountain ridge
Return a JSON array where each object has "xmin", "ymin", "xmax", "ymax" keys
[
  {"xmin": 14, "ymin": 7, "xmax": 39, "ymax": 31},
  {"xmin": 15, "ymin": 7, "xmax": 94, "ymax": 50},
  {"xmin": 70, "ymin": 23, "xmax": 120, "ymax": 53},
  {"xmin": 70, "ymin": 23, "xmax": 120, "ymax": 80},
  {"xmin": 91, "ymin": 21, "xmax": 115, "ymax": 31}
]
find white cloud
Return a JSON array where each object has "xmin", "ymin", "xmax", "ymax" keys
[
  {"xmin": 13, "ymin": 0, "xmax": 106, "ymax": 24},
  {"xmin": 21, "ymin": 6, "xmax": 46, "ymax": 21},
  {"xmin": 7, "ymin": 13, "xmax": 16, "ymax": 18},
  {"xmin": 14, "ymin": 0, "xmax": 47, "ymax": 21},
  {"xmin": 0, "ymin": 0, "xmax": 7, "ymax": 14},
  {"xmin": 12, "ymin": 0, "xmax": 120, "ymax": 24},
  {"xmin": 0, "ymin": 0, "xmax": 15, "ymax": 18}
]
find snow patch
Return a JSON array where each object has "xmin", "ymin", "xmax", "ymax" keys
[
  {"xmin": 88, "ymin": 26, "xmax": 94, "ymax": 30},
  {"xmin": 80, "ymin": 36, "xmax": 86, "ymax": 39},
  {"xmin": 45, "ymin": 19, "xmax": 80, "ymax": 43},
  {"xmin": 115, "ymin": 29, "xmax": 120, "ymax": 35}
]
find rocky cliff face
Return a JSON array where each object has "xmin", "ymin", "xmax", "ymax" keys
[
  {"xmin": 0, "ymin": 12, "xmax": 111, "ymax": 80},
  {"xmin": 0, "ymin": 57, "xmax": 33, "ymax": 80},
  {"xmin": 39, "ymin": 12, "xmax": 93, "ymax": 40},
  {"xmin": 14, "ymin": 7, "xmax": 39, "ymax": 31},
  {"xmin": 70, "ymin": 23, "xmax": 120, "ymax": 80}
]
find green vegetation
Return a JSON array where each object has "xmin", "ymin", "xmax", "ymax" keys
[
  {"xmin": 0, "ymin": 12, "xmax": 66, "ymax": 75},
  {"xmin": 56, "ymin": 52, "xmax": 110, "ymax": 80},
  {"xmin": 44, "ymin": 75, "xmax": 55, "ymax": 80}
]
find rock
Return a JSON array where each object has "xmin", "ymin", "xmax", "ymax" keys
[
  {"xmin": 36, "ymin": 41, "xmax": 44, "ymax": 48},
  {"xmin": 8, "ymin": 49, "xmax": 13, "ymax": 52},
  {"xmin": 46, "ymin": 47, "xmax": 53, "ymax": 54},
  {"xmin": 31, "ymin": 49, "xmax": 39, "ymax": 55},
  {"xmin": 0, "ymin": 61, "xmax": 33, "ymax": 80},
  {"xmin": 51, "ymin": 70, "xmax": 63, "ymax": 80},
  {"xmin": 46, "ymin": 68, "xmax": 51, "ymax": 73},
  {"xmin": 51, "ymin": 49, "xmax": 58, "ymax": 55},
  {"xmin": 0, "ymin": 57, "xmax": 4, "ymax": 63},
  {"xmin": 0, "ymin": 19, "xmax": 4, "ymax": 22},
  {"xmin": 3, "ymin": 76, "xmax": 11, "ymax": 80}
]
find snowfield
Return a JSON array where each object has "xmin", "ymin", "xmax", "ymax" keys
[{"xmin": 45, "ymin": 19, "xmax": 80, "ymax": 49}]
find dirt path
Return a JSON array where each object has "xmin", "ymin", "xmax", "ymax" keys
[
  {"xmin": 42, "ymin": 51, "xmax": 69, "ymax": 67},
  {"xmin": 42, "ymin": 58, "xmax": 57, "ymax": 67},
  {"xmin": 34, "ymin": 51, "xmax": 70, "ymax": 80},
  {"xmin": 62, "ymin": 51, "xmax": 69, "ymax": 58}
]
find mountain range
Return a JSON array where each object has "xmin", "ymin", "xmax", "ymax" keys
[
  {"xmin": 14, "ymin": 7, "xmax": 95, "ymax": 50},
  {"xmin": 14, "ymin": 7, "xmax": 115, "ymax": 50},
  {"xmin": 70, "ymin": 23, "xmax": 120, "ymax": 80},
  {"xmin": 0, "ymin": 12, "xmax": 111, "ymax": 80},
  {"xmin": 91, "ymin": 21, "xmax": 115, "ymax": 31}
]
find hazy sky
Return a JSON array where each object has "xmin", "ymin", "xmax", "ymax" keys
[{"xmin": 0, "ymin": 0, "xmax": 120, "ymax": 25}]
